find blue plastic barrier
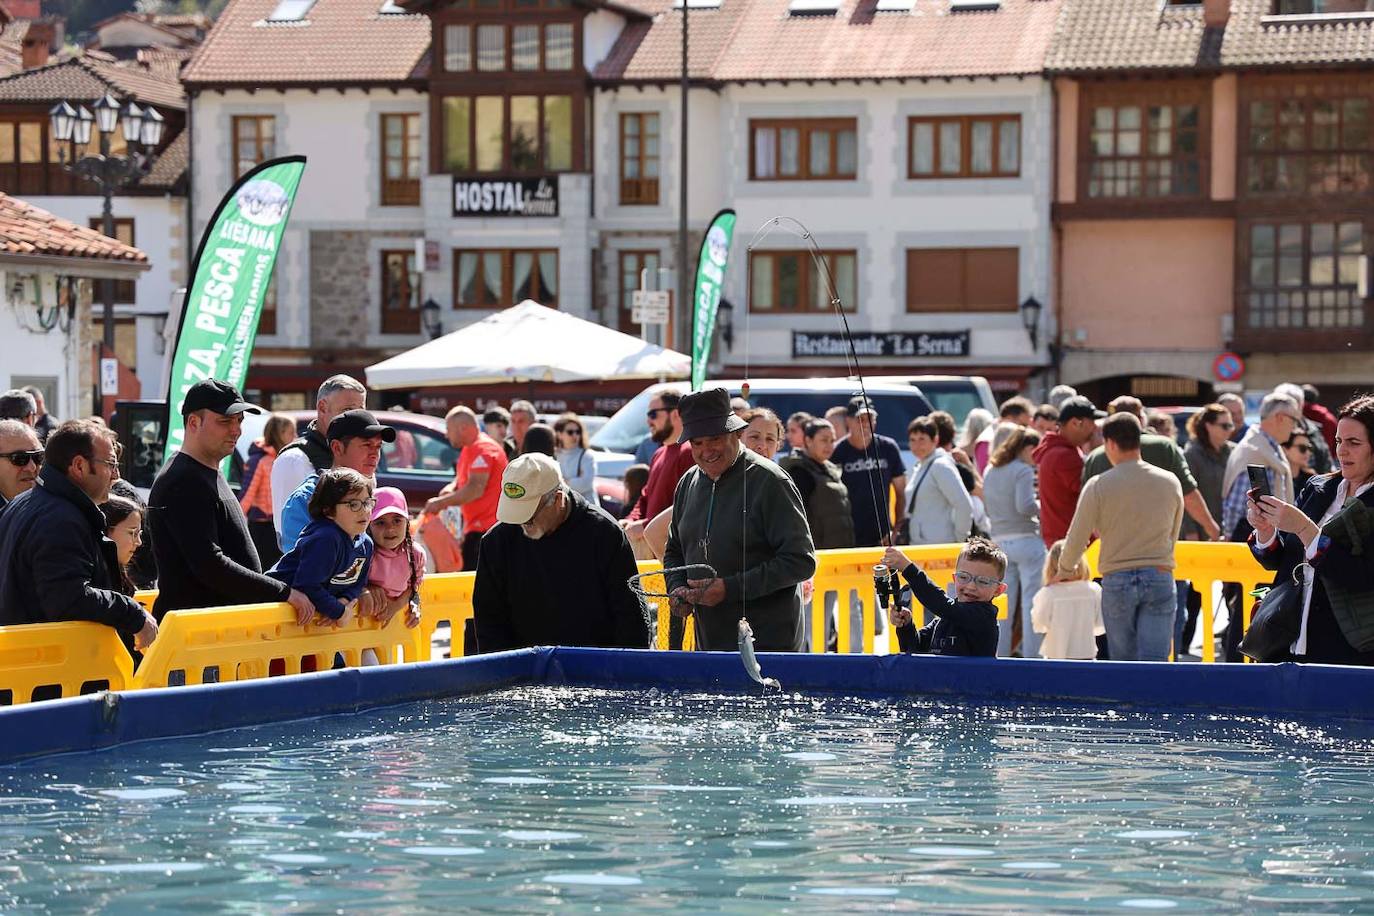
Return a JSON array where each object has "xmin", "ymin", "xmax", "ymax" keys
[{"xmin": 2, "ymin": 649, "xmax": 1372, "ymax": 766}]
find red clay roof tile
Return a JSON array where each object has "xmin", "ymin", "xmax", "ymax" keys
[{"xmin": 0, "ymin": 192, "xmax": 148, "ymax": 264}]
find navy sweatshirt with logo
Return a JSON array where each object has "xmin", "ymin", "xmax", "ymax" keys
[
  {"xmin": 268, "ymin": 519, "xmax": 373, "ymax": 620},
  {"xmin": 894, "ymin": 563, "xmax": 999, "ymax": 657}
]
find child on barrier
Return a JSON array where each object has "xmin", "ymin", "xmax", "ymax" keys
[
  {"xmin": 356, "ymin": 487, "xmax": 424, "ymax": 666},
  {"xmin": 1030, "ymin": 539, "xmax": 1104, "ymax": 660},
  {"xmin": 268, "ymin": 467, "xmax": 374, "ymax": 628},
  {"xmin": 881, "ymin": 538, "xmax": 1003, "ymax": 657}
]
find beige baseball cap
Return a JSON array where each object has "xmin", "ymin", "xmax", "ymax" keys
[{"xmin": 496, "ymin": 453, "xmax": 562, "ymax": 524}]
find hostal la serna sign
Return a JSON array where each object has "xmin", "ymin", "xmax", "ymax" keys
[{"xmin": 453, "ymin": 177, "xmax": 558, "ymax": 217}]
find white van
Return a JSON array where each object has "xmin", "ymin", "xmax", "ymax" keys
[
  {"xmin": 865, "ymin": 375, "xmax": 998, "ymax": 432},
  {"xmin": 591, "ymin": 378, "xmax": 936, "ymax": 477}
]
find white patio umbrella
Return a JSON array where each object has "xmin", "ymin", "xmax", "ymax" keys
[{"xmin": 365, "ymin": 300, "xmax": 690, "ymax": 390}]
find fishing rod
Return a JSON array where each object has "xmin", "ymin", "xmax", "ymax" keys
[{"xmin": 742, "ymin": 218, "xmax": 894, "ymax": 551}]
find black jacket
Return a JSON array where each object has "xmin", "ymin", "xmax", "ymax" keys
[
  {"xmin": 473, "ymin": 489, "xmax": 651, "ymax": 653},
  {"xmin": 1251, "ymin": 474, "xmax": 1374, "ymax": 666},
  {"xmin": 279, "ymin": 423, "xmax": 331, "ymax": 474},
  {"xmin": 0, "ymin": 465, "xmax": 145, "ymax": 633},
  {"xmin": 149, "ymin": 451, "xmax": 290, "ymax": 619},
  {"xmin": 895, "ymin": 563, "xmax": 999, "ymax": 657}
]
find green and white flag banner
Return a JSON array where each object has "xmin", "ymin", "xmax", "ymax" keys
[
  {"xmin": 163, "ymin": 156, "xmax": 306, "ymax": 464},
  {"xmin": 691, "ymin": 208, "xmax": 736, "ymax": 392}
]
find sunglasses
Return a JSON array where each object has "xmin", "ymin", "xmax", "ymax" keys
[
  {"xmin": 1217, "ymin": 422, "xmax": 1235, "ymax": 430},
  {"xmin": 0, "ymin": 449, "xmax": 43, "ymax": 468},
  {"xmin": 646, "ymin": 408, "xmax": 668, "ymax": 419},
  {"xmin": 1290, "ymin": 443, "xmax": 1311, "ymax": 454},
  {"xmin": 953, "ymin": 570, "xmax": 1001, "ymax": 589}
]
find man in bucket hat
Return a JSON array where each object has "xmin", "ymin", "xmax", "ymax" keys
[
  {"xmin": 471, "ymin": 453, "xmax": 651, "ymax": 653},
  {"xmin": 663, "ymin": 388, "xmax": 816, "ymax": 651}
]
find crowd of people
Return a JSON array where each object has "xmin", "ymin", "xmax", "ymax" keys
[{"xmin": 0, "ymin": 371, "xmax": 1371, "ymax": 676}]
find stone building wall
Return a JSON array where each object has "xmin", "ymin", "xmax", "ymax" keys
[{"xmin": 309, "ymin": 229, "xmax": 419, "ymax": 349}]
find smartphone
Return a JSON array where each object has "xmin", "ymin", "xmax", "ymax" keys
[{"xmin": 1246, "ymin": 464, "xmax": 1270, "ymax": 501}]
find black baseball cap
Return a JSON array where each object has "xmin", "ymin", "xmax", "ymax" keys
[
  {"xmin": 1058, "ymin": 396, "xmax": 1105, "ymax": 423},
  {"xmin": 327, "ymin": 409, "xmax": 396, "ymax": 443},
  {"xmin": 847, "ymin": 395, "xmax": 877, "ymax": 417},
  {"xmin": 181, "ymin": 379, "xmax": 264, "ymax": 418}
]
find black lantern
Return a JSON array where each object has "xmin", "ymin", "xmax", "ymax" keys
[
  {"xmin": 420, "ymin": 297, "xmax": 442, "ymax": 339},
  {"xmin": 1020, "ymin": 295, "xmax": 1043, "ymax": 351}
]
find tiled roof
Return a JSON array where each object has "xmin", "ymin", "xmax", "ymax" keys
[
  {"xmin": 1220, "ymin": 0, "xmax": 1374, "ymax": 68},
  {"xmin": 594, "ymin": 0, "xmax": 1064, "ymax": 83},
  {"xmin": 0, "ymin": 192, "xmax": 148, "ymax": 265},
  {"xmin": 0, "ymin": 53, "xmax": 185, "ymax": 109},
  {"xmin": 182, "ymin": 0, "xmax": 430, "ymax": 86},
  {"xmin": 1047, "ymin": 0, "xmax": 1374, "ymax": 74},
  {"xmin": 139, "ymin": 128, "xmax": 188, "ymax": 189}
]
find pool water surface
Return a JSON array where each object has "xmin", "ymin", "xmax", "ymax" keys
[{"xmin": 3, "ymin": 686, "xmax": 1373, "ymax": 912}]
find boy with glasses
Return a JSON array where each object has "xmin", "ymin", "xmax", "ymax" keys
[
  {"xmin": 0, "ymin": 419, "xmax": 42, "ymax": 514},
  {"xmin": 881, "ymin": 538, "xmax": 1004, "ymax": 657}
]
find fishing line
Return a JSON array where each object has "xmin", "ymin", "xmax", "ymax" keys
[{"xmin": 742, "ymin": 217, "xmax": 893, "ymax": 551}]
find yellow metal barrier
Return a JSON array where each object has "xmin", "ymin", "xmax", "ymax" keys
[
  {"xmin": 418, "ymin": 573, "xmax": 474, "ymax": 660},
  {"xmin": 132, "ymin": 603, "xmax": 428, "ymax": 689},
  {"xmin": 0, "ymin": 542, "xmax": 1275, "ymax": 706},
  {"xmin": 0, "ymin": 621, "xmax": 134, "ymax": 705}
]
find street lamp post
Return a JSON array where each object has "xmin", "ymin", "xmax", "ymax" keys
[{"xmin": 49, "ymin": 93, "xmax": 165, "ymax": 351}]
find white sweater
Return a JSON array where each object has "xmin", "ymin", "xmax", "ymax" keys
[{"xmin": 1032, "ymin": 580, "xmax": 1104, "ymax": 660}]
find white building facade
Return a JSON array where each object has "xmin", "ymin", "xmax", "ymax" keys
[{"xmin": 185, "ymin": 0, "xmax": 1061, "ymax": 407}]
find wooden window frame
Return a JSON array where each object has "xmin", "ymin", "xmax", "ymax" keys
[
  {"xmin": 619, "ymin": 112, "xmax": 660, "ymax": 205},
  {"xmin": 1240, "ymin": 74, "xmax": 1374, "ymax": 199},
  {"xmin": 747, "ymin": 249, "xmax": 857, "ymax": 314},
  {"xmin": 380, "ymin": 112, "xmax": 422, "ymax": 206},
  {"xmin": 907, "ymin": 114, "xmax": 1021, "ymax": 179},
  {"xmin": 1236, "ymin": 217, "xmax": 1370, "ymax": 340},
  {"xmin": 437, "ymin": 17, "xmax": 577, "ymax": 75},
  {"xmin": 232, "ymin": 115, "xmax": 275, "ymax": 179},
  {"xmin": 905, "ymin": 247, "xmax": 1020, "ymax": 314},
  {"xmin": 1077, "ymin": 83, "xmax": 1210, "ymax": 204},
  {"xmin": 88, "ymin": 217, "xmax": 136, "ymax": 304},
  {"xmin": 452, "ymin": 248, "xmax": 559, "ymax": 309},
  {"xmin": 0, "ymin": 113, "xmax": 132, "ymax": 196},
  {"xmin": 748, "ymin": 118, "xmax": 858, "ymax": 182},
  {"xmin": 380, "ymin": 249, "xmax": 418, "ymax": 334},
  {"xmin": 436, "ymin": 91, "xmax": 580, "ymax": 175}
]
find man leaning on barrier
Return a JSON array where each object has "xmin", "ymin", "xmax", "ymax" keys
[
  {"xmin": 472, "ymin": 453, "xmax": 651, "ymax": 653},
  {"xmin": 0, "ymin": 420, "xmax": 158, "ymax": 651},
  {"xmin": 149, "ymin": 380, "xmax": 314, "ymax": 623}
]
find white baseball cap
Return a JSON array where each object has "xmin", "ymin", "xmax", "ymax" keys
[{"xmin": 496, "ymin": 453, "xmax": 562, "ymax": 524}]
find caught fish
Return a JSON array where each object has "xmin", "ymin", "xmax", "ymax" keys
[{"xmin": 738, "ymin": 618, "xmax": 781, "ymax": 691}]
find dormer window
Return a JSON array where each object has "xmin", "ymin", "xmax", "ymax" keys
[
  {"xmin": 1272, "ymin": 0, "xmax": 1374, "ymax": 12},
  {"xmin": 265, "ymin": 0, "xmax": 314, "ymax": 22}
]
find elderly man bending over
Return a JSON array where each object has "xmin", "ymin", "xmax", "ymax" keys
[
  {"xmin": 473, "ymin": 453, "xmax": 651, "ymax": 653},
  {"xmin": 665, "ymin": 388, "xmax": 816, "ymax": 652}
]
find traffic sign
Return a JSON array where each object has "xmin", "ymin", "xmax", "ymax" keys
[
  {"xmin": 100, "ymin": 358, "xmax": 119, "ymax": 396},
  {"xmin": 1212, "ymin": 351, "xmax": 1245, "ymax": 383},
  {"xmin": 632, "ymin": 289, "xmax": 670, "ymax": 325}
]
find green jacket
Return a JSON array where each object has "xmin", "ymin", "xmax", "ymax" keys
[
  {"xmin": 1083, "ymin": 433, "xmax": 1198, "ymax": 496},
  {"xmin": 780, "ymin": 453, "xmax": 856, "ymax": 550},
  {"xmin": 664, "ymin": 448, "xmax": 816, "ymax": 652}
]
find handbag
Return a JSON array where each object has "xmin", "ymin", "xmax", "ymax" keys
[
  {"xmin": 1238, "ymin": 577, "xmax": 1302, "ymax": 663},
  {"xmin": 1318, "ymin": 497, "xmax": 1374, "ymax": 651}
]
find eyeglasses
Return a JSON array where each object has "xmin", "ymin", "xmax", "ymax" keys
[
  {"xmin": 561, "ymin": 427, "xmax": 582, "ymax": 436},
  {"xmin": 339, "ymin": 497, "xmax": 378, "ymax": 512},
  {"xmin": 953, "ymin": 570, "xmax": 1001, "ymax": 589},
  {"xmin": 94, "ymin": 457, "xmax": 119, "ymax": 472},
  {"xmin": 0, "ymin": 449, "xmax": 43, "ymax": 468},
  {"xmin": 646, "ymin": 408, "xmax": 668, "ymax": 420},
  {"xmin": 1217, "ymin": 422, "xmax": 1235, "ymax": 430},
  {"xmin": 1290, "ymin": 443, "xmax": 1312, "ymax": 454}
]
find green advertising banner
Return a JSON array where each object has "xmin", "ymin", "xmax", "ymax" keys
[
  {"xmin": 163, "ymin": 156, "xmax": 306, "ymax": 463},
  {"xmin": 691, "ymin": 208, "xmax": 736, "ymax": 391}
]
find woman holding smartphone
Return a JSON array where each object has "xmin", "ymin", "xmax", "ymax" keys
[{"xmin": 1247, "ymin": 396, "xmax": 1374, "ymax": 666}]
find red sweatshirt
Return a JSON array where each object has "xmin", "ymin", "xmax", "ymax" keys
[
  {"xmin": 1033, "ymin": 431, "xmax": 1084, "ymax": 548},
  {"xmin": 628, "ymin": 441, "xmax": 695, "ymax": 522}
]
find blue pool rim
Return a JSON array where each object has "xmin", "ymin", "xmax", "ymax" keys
[{"xmin": 2, "ymin": 649, "xmax": 1372, "ymax": 765}]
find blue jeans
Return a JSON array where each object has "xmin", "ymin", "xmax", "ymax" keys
[
  {"xmin": 1101, "ymin": 568, "xmax": 1176, "ymax": 661},
  {"xmin": 996, "ymin": 535, "xmax": 1047, "ymax": 658}
]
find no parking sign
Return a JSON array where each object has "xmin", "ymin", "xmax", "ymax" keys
[{"xmin": 1213, "ymin": 352, "xmax": 1245, "ymax": 383}]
